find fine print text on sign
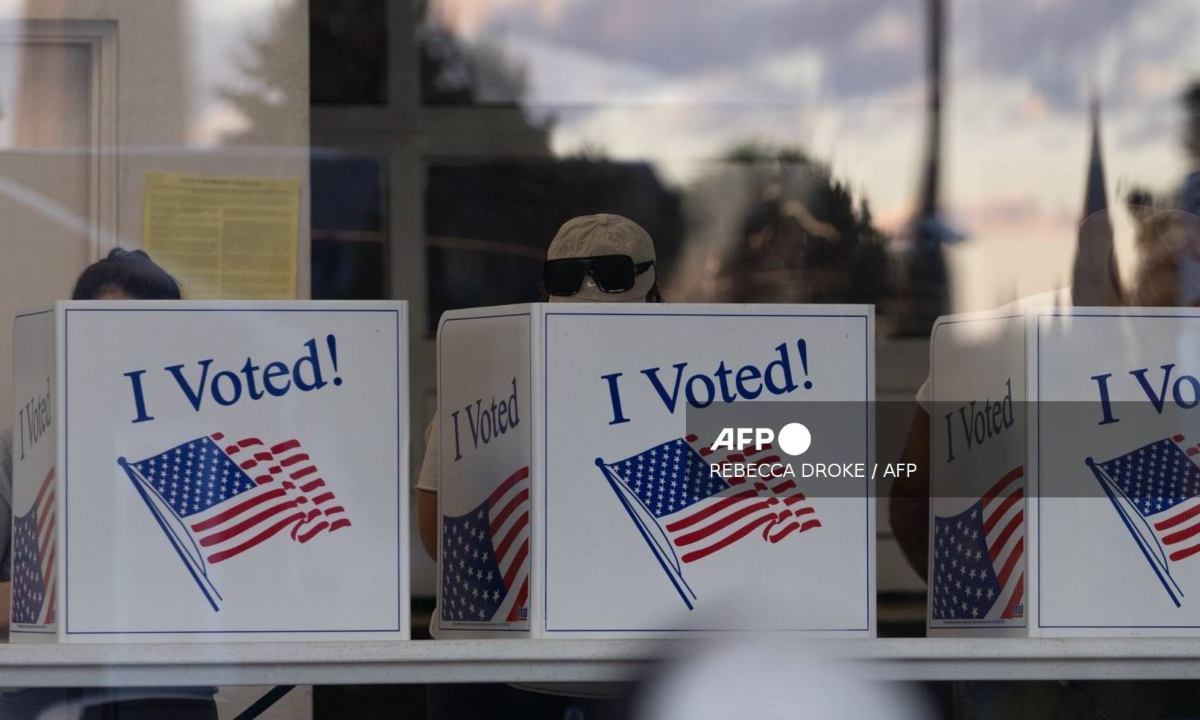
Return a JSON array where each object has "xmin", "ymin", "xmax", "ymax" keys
[{"xmin": 143, "ymin": 173, "xmax": 300, "ymax": 299}]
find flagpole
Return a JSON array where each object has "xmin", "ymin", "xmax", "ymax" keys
[
  {"xmin": 1086, "ymin": 457, "xmax": 1182, "ymax": 607},
  {"xmin": 595, "ymin": 458, "xmax": 696, "ymax": 610},
  {"xmin": 1093, "ymin": 456, "xmax": 1184, "ymax": 601},
  {"xmin": 117, "ymin": 457, "xmax": 222, "ymax": 612}
]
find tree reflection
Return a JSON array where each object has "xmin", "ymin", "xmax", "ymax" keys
[
  {"xmin": 216, "ymin": 0, "xmax": 306, "ymax": 146},
  {"xmin": 682, "ymin": 143, "xmax": 889, "ymax": 306}
]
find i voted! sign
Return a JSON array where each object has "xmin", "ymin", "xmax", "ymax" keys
[
  {"xmin": 930, "ymin": 306, "xmax": 1200, "ymax": 637},
  {"xmin": 928, "ymin": 311, "xmax": 1028, "ymax": 637},
  {"xmin": 10, "ymin": 301, "xmax": 409, "ymax": 643},
  {"xmin": 436, "ymin": 303, "xmax": 874, "ymax": 639},
  {"xmin": 123, "ymin": 335, "xmax": 345, "ymax": 423},
  {"xmin": 1032, "ymin": 308, "xmax": 1200, "ymax": 636}
]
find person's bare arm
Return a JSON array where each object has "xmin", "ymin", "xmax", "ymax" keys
[
  {"xmin": 889, "ymin": 409, "xmax": 931, "ymax": 582},
  {"xmin": 418, "ymin": 489, "xmax": 438, "ymax": 561}
]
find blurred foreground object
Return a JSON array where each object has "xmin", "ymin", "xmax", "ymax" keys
[{"xmin": 636, "ymin": 640, "xmax": 932, "ymax": 720}]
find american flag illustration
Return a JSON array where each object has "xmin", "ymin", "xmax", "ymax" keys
[
  {"xmin": 118, "ymin": 432, "xmax": 350, "ymax": 611},
  {"xmin": 12, "ymin": 468, "xmax": 56, "ymax": 626},
  {"xmin": 1088, "ymin": 434, "xmax": 1200, "ymax": 606},
  {"xmin": 596, "ymin": 434, "xmax": 819, "ymax": 609},
  {"xmin": 441, "ymin": 466, "xmax": 530, "ymax": 624},
  {"xmin": 931, "ymin": 466, "xmax": 1025, "ymax": 622}
]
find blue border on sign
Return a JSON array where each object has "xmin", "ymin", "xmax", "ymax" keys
[
  {"xmin": 1036, "ymin": 310, "xmax": 1200, "ymax": 630},
  {"xmin": 927, "ymin": 313, "xmax": 1029, "ymax": 630},
  {"xmin": 435, "ymin": 311, "xmax": 534, "ymax": 633},
  {"xmin": 63, "ymin": 307, "xmax": 405, "ymax": 635},
  {"xmin": 542, "ymin": 310, "xmax": 872, "ymax": 633}
]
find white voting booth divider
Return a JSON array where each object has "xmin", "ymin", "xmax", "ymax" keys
[
  {"xmin": 10, "ymin": 301, "xmax": 409, "ymax": 642},
  {"xmin": 930, "ymin": 307, "xmax": 1200, "ymax": 637},
  {"xmin": 436, "ymin": 303, "xmax": 875, "ymax": 638},
  {"xmin": 1031, "ymin": 308, "xmax": 1200, "ymax": 636},
  {"xmin": 928, "ymin": 311, "xmax": 1027, "ymax": 637}
]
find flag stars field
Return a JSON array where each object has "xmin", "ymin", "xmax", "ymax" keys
[
  {"xmin": 1090, "ymin": 435, "xmax": 1200, "ymax": 603},
  {"xmin": 932, "ymin": 466, "xmax": 1024, "ymax": 623},
  {"xmin": 441, "ymin": 466, "xmax": 530, "ymax": 624},
  {"xmin": 597, "ymin": 435, "xmax": 821, "ymax": 608},
  {"xmin": 121, "ymin": 433, "xmax": 351, "ymax": 610}
]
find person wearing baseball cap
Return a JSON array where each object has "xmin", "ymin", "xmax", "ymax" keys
[
  {"xmin": 540, "ymin": 213, "xmax": 661, "ymax": 303},
  {"xmin": 417, "ymin": 214, "xmax": 657, "ymax": 719},
  {"xmin": 418, "ymin": 212, "xmax": 661, "ymax": 558}
]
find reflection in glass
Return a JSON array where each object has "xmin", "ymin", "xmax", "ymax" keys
[
  {"xmin": 312, "ymin": 155, "xmax": 387, "ymax": 299},
  {"xmin": 424, "ymin": 159, "xmax": 684, "ymax": 330}
]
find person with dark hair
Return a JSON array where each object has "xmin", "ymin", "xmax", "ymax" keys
[
  {"xmin": 1, "ymin": 248, "xmax": 181, "ymax": 633},
  {"xmin": 70, "ymin": 248, "xmax": 183, "ymax": 301},
  {"xmin": 0, "ymin": 250, "xmax": 217, "ymax": 719}
]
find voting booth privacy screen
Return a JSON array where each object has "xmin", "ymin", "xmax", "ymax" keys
[
  {"xmin": 930, "ymin": 307, "xmax": 1200, "ymax": 637},
  {"xmin": 1031, "ymin": 308, "xmax": 1200, "ymax": 636},
  {"xmin": 10, "ymin": 302, "xmax": 408, "ymax": 642},
  {"xmin": 436, "ymin": 303, "xmax": 875, "ymax": 638},
  {"xmin": 928, "ymin": 311, "xmax": 1027, "ymax": 636}
]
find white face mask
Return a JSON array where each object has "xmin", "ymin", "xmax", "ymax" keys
[{"xmin": 548, "ymin": 267, "xmax": 656, "ymax": 303}]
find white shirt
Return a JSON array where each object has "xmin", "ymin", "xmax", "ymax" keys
[
  {"xmin": 915, "ymin": 288, "xmax": 1072, "ymax": 409},
  {"xmin": 416, "ymin": 418, "xmax": 439, "ymax": 493}
]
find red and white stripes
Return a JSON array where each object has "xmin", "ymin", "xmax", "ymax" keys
[{"xmin": 488, "ymin": 466, "xmax": 530, "ymax": 623}]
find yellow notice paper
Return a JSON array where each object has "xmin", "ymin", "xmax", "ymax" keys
[{"xmin": 143, "ymin": 172, "xmax": 299, "ymax": 298}]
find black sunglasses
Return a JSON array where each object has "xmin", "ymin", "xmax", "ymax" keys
[{"xmin": 543, "ymin": 255, "xmax": 654, "ymax": 296}]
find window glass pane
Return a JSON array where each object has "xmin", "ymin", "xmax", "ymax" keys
[
  {"xmin": 312, "ymin": 154, "xmax": 387, "ymax": 298},
  {"xmin": 312, "ymin": 0, "xmax": 388, "ymax": 105},
  {"xmin": 424, "ymin": 159, "xmax": 684, "ymax": 330}
]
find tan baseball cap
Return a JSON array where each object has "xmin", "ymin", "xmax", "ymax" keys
[{"xmin": 546, "ymin": 213, "xmax": 655, "ymax": 263}]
